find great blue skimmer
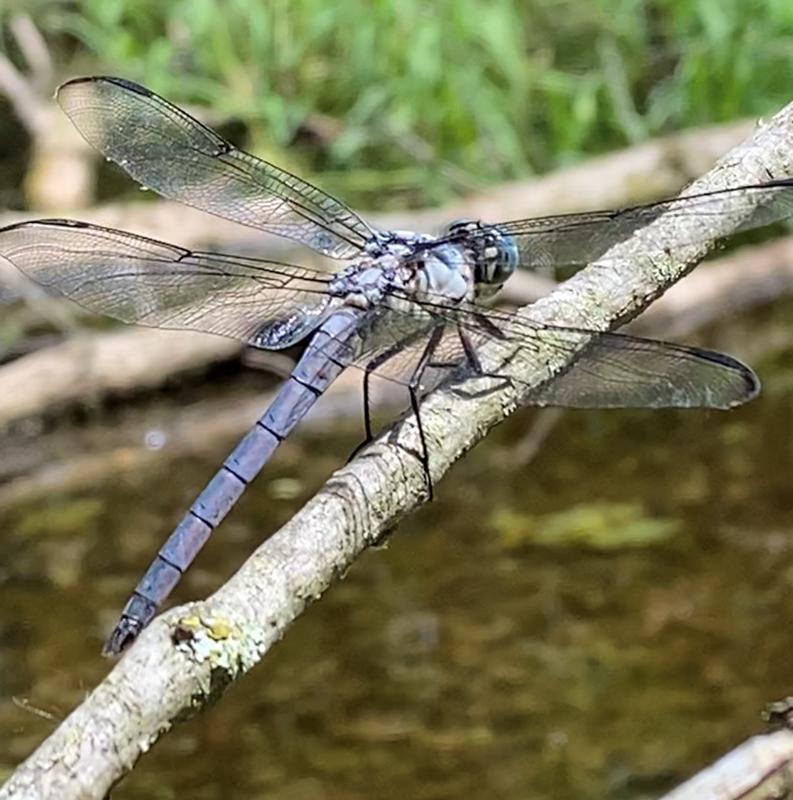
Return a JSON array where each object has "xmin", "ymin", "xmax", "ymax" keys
[{"xmin": 1, "ymin": 76, "xmax": 790, "ymax": 655}]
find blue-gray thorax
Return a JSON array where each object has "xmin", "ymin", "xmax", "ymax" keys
[
  {"xmin": 329, "ymin": 230, "xmax": 476, "ymax": 313},
  {"xmin": 251, "ymin": 226, "xmax": 518, "ymax": 352}
]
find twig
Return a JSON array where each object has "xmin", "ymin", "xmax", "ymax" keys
[
  {"xmin": 8, "ymin": 15, "xmax": 53, "ymax": 91},
  {"xmin": 0, "ymin": 50, "xmax": 45, "ymax": 134},
  {"xmin": 2, "ymin": 105, "xmax": 793, "ymax": 799},
  {"xmin": 509, "ymin": 407, "xmax": 564, "ymax": 466}
]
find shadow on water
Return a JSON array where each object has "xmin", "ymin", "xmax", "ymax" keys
[{"xmin": 0, "ymin": 378, "xmax": 792, "ymax": 799}]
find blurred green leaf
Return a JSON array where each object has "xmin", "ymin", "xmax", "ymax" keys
[
  {"xmin": 492, "ymin": 501, "xmax": 679, "ymax": 550},
  {"xmin": 4, "ymin": 0, "xmax": 793, "ymax": 207},
  {"xmin": 14, "ymin": 498, "xmax": 104, "ymax": 539}
]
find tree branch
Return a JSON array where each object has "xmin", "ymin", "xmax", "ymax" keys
[
  {"xmin": 2, "ymin": 105, "xmax": 793, "ymax": 799},
  {"xmin": 0, "ymin": 48, "xmax": 46, "ymax": 135},
  {"xmin": 0, "ymin": 328, "xmax": 238, "ymax": 426},
  {"xmin": 658, "ymin": 730, "xmax": 793, "ymax": 800}
]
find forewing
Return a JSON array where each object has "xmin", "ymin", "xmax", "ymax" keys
[
  {"xmin": 441, "ymin": 180, "xmax": 793, "ymax": 270},
  {"xmin": 0, "ymin": 220, "xmax": 335, "ymax": 348},
  {"xmin": 56, "ymin": 76, "xmax": 374, "ymax": 259}
]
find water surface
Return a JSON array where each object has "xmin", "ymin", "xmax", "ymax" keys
[{"xmin": 0, "ymin": 373, "xmax": 791, "ymax": 799}]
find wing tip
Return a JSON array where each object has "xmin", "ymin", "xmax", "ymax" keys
[
  {"xmin": 57, "ymin": 75, "xmax": 151, "ymax": 105},
  {"xmin": 0, "ymin": 218, "xmax": 91, "ymax": 235},
  {"xmin": 729, "ymin": 364, "xmax": 762, "ymax": 407},
  {"xmin": 648, "ymin": 339, "xmax": 761, "ymax": 409},
  {"xmin": 702, "ymin": 349, "xmax": 761, "ymax": 408}
]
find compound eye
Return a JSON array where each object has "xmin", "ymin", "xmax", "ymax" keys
[
  {"xmin": 499, "ymin": 236, "xmax": 519, "ymax": 280},
  {"xmin": 444, "ymin": 218, "xmax": 477, "ymax": 236},
  {"xmin": 484, "ymin": 234, "xmax": 519, "ymax": 285}
]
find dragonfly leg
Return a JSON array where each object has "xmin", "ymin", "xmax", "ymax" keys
[
  {"xmin": 347, "ymin": 332, "xmax": 425, "ymax": 462},
  {"xmin": 456, "ymin": 323, "xmax": 515, "ymax": 391},
  {"xmin": 348, "ymin": 325, "xmax": 444, "ymax": 501},
  {"xmin": 406, "ymin": 325, "xmax": 446, "ymax": 501},
  {"xmin": 362, "ymin": 357, "xmax": 377, "ymax": 445}
]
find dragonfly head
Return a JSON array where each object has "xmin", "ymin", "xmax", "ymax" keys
[{"xmin": 444, "ymin": 220, "xmax": 519, "ymax": 292}]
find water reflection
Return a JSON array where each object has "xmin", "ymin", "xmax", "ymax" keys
[{"xmin": 1, "ymin": 394, "xmax": 792, "ymax": 799}]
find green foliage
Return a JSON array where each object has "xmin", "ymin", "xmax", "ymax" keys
[
  {"xmin": 12, "ymin": 0, "xmax": 793, "ymax": 205},
  {"xmin": 492, "ymin": 501, "xmax": 679, "ymax": 549},
  {"xmin": 13, "ymin": 497, "xmax": 104, "ymax": 539}
]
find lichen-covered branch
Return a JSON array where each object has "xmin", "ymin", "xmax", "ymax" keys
[{"xmin": 2, "ymin": 105, "xmax": 793, "ymax": 800}]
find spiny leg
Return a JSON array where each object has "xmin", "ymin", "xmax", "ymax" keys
[
  {"xmin": 347, "ymin": 330, "xmax": 426, "ymax": 462},
  {"xmin": 385, "ymin": 322, "xmax": 512, "ymax": 495},
  {"xmin": 348, "ymin": 324, "xmax": 445, "ymax": 500},
  {"xmin": 407, "ymin": 325, "xmax": 446, "ymax": 501},
  {"xmin": 362, "ymin": 355, "xmax": 377, "ymax": 444},
  {"xmin": 456, "ymin": 321, "xmax": 515, "ymax": 391},
  {"xmin": 401, "ymin": 320, "xmax": 513, "ymax": 493},
  {"xmin": 459, "ymin": 323, "xmax": 485, "ymax": 374}
]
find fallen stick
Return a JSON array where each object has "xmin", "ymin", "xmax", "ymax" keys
[
  {"xmin": 0, "ymin": 328, "xmax": 238, "ymax": 427},
  {"xmin": 0, "ymin": 370, "xmax": 368, "ymax": 507}
]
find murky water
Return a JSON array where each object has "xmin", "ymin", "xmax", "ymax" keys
[{"xmin": 0, "ymin": 375, "xmax": 792, "ymax": 799}]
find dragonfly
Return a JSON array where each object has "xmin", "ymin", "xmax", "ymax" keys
[{"xmin": 1, "ymin": 76, "xmax": 791, "ymax": 656}]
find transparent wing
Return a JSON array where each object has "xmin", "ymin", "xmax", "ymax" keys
[
  {"xmin": 56, "ymin": 76, "xmax": 375, "ymax": 259},
  {"xmin": 359, "ymin": 296, "xmax": 758, "ymax": 410},
  {"xmin": 352, "ymin": 316, "xmax": 462, "ymax": 393},
  {"xmin": 0, "ymin": 218, "xmax": 758, "ymax": 411},
  {"xmin": 477, "ymin": 312, "xmax": 758, "ymax": 409},
  {"xmin": 0, "ymin": 219, "xmax": 336, "ymax": 348},
  {"xmin": 435, "ymin": 179, "xmax": 793, "ymax": 270}
]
